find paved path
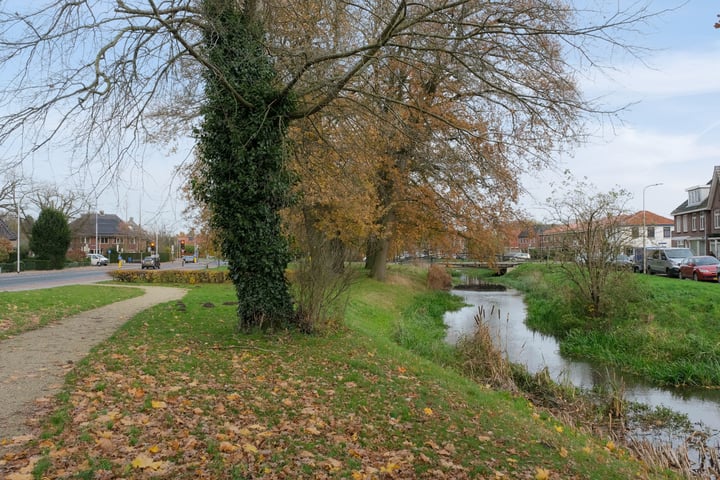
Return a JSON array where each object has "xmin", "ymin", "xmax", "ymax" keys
[{"xmin": 0, "ymin": 286, "xmax": 186, "ymax": 440}]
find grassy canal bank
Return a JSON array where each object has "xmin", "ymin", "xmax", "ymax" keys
[
  {"xmin": 495, "ymin": 262, "xmax": 720, "ymax": 387},
  {"xmin": 0, "ymin": 265, "xmax": 679, "ymax": 478}
]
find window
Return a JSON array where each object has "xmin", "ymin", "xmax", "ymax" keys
[
  {"xmin": 700, "ymin": 215, "xmax": 705, "ymax": 231},
  {"xmin": 676, "ymin": 216, "xmax": 682, "ymax": 232},
  {"xmin": 715, "ymin": 210, "xmax": 720, "ymax": 229},
  {"xmin": 647, "ymin": 226, "xmax": 655, "ymax": 238},
  {"xmin": 692, "ymin": 214, "xmax": 697, "ymax": 231},
  {"xmin": 689, "ymin": 189, "xmax": 701, "ymax": 205},
  {"xmin": 631, "ymin": 226, "xmax": 639, "ymax": 238},
  {"xmin": 683, "ymin": 215, "xmax": 688, "ymax": 232},
  {"xmin": 663, "ymin": 226, "xmax": 671, "ymax": 238}
]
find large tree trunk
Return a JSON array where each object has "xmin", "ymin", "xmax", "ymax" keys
[{"xmin": 367, "ymin": 235, "xmax": 390, "ymax": 281}]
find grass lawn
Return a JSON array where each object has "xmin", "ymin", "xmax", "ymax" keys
[
  {"xmin": 0, "ymin": 285, "xmax": 144, "ymax": 340},
  {"xmin": 0, "ymin": 268, "xmax": 678, "ymax": 479}
]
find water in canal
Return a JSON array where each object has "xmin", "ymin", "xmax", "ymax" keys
[{"xmin": 444, "ymin": 287, "xmax": 720, "ymax": 451}]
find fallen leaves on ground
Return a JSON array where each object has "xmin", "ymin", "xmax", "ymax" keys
[{"xmin": 0, "ymin": 303, "xmax": 645, "ymax": 479}]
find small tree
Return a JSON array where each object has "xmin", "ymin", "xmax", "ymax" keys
[
  {"xmin": 546, "ymin": 175, "xmax": 634, "ymax": 320},
  {"xmin": 30, "ymin": 207, "xmax": 71, "ymax": 269}
]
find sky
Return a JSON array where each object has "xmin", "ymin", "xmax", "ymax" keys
[
  {"xmin": 4, "ymin": 1, "xmax": 719, "ymax": 232},
  {"xmin": 520, "ymin": 1, "xmax": 720, "ymax": 222}
]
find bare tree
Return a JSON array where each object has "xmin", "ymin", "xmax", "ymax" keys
[
  {"xmin": 0, "ymin": 168, "xmax": 25, "ymax": 214},
  {"xmin": 0, "ymin": 2, "xmax": 667, "ymax": 171},
  {"xmin": 25, "ymin": 183, "xmax": 89, "ymax": 219},
  {"xmin": 545, "ymin": 174, "xmax": 633, "ymax": 319}
]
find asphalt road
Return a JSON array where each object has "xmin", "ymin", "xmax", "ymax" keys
[
  {"xmin": 0, "ymin": 264, "xmax": 138, "ymax": 292},
  {"xmin": 0, "ymin": 259, "xmax": 217, "ymax": 292}
]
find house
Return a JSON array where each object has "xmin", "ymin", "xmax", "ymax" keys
[
  {"xmin": 617, "ymin": 211, "xmax": 674, "ymax": 251},
  {"xmin": 536, "ymin": 211, "xmax": 672, "ymax": 257},
  {"xmin": 68, "ymin": 213, "xmax": 148, "ymax": 259},
  {"xmin": 671, "ymin": 165, "xmax": 720, "ymax": 255},
  {"xmin": 517, "ymin": 224, "xmax": 552, "ymax": 253},
  {"xmin": 0, "ymin": 218, "xmax": 17, "ymax": 242}
]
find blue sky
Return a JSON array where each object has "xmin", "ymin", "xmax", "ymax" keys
[{"xmin": 521, "ymin": 1, "xmax": 720, "ymax": 221}]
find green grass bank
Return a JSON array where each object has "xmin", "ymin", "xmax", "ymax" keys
[
  {"xmin": 496, "ymin": 262, "xmax": 720, "ymax": 387},
  {"xmin": 0, "ymin": 267, "xmax": 677, "ymax": 479}
]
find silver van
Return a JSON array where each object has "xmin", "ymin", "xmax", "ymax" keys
[{"xmin": 646, "ymin": 247, "xmax": 693, "ymax": 276}]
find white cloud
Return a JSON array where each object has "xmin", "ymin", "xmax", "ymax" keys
[
  {"xmin": 583, "ymin": 48, "xmax": 720, "ymax": 100},
  {"xmin": 521, "ymin": 125, "xmax": 720, "ymax": 220}
]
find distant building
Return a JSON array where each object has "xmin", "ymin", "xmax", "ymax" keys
[
  {"xmin": 671, "ymin": 165, "xmax": 720, "ymax": 255},
  {"xmin": 68, "ymin": 213, "xmax": 147, "ymax": 257},
  {"xmin": 517, "ymin": 224, "xmax": 552, "ymax": 252},
  {"xmin": 617, "ymin": 211, "xmax": 674, "ymax": 251},
  {"xmin": 0, "ymin": 218, "xmax": 17, "ymax": 242},
  {"xmin": 536, "ymin": 211, "xmax": 672, "ymax": 257}
]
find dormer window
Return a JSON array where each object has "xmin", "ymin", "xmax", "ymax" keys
[{"xmin": 687, "ymin": 185, "xmax": 710, "ymax": 207}]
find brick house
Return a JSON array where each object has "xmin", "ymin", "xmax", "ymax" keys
[
  {"xmin": 671, "ymin": 165, "xmax": 720, "ymax": 255},
  {"xmin": 0, "ymin": 218, "xmax": 17, "ymax": 242},
  {"xmin": 68, "ymin": 213, "xmax": 147, "ymax": 259},
  {"xmin": 517, "ymin": 225, "xmax": 552, "ymax": 253},
  {"xmin": 536, "ymin": 211, "xmax": 672, "ymax": 257}
]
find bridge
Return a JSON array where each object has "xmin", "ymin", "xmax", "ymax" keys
[{"xmin": 441, "ymin": 261, "xmax": 522, "ymax": 275}]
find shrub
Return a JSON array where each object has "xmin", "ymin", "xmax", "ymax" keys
[
  {"xmin": 427, "ymin": 264, "xmax": 452, "ymax": 290},
  {"xmin": 110, "ymin": 269, "xmax": 229, "ymax": 284},
  {"xmin": 0, "ymin": 237, "xmax": 12, "ymax": 262}
]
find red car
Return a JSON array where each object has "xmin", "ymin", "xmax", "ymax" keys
[{"xmin": 678, "ymin": 256, "xmax": 720, "ymax": 282}]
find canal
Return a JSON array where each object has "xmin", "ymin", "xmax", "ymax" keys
[{"xmin": 444, "ymin": 287, "xmax": 720, "ymax": 451}]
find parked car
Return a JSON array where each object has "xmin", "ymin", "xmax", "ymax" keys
[
  {"xmin": 141, "ymin": 255, "xmax": 160, "ymax": 269},
  {"xmin": 613, "ymin": 254, "xmax": 635, "ymax": 270},
  {"xmin": 182, "ymin": 255, "xmax": 195, "ymax": 263},
  {"xmin": 678, "ymin": 255, "xmax": 720, "ymax": 281},
  {"xmin": 504, "ymin": 252, "xmax": 530, "ymax": 261},
  {"xmin": 88, "ymin": 253, "xmax": 109, "ymax": 266},
  {"xmin": 646, "ymin": 247, "xmax": 693, "ymax": 276}
]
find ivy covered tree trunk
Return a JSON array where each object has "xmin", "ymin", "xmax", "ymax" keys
[{"xmin": 196, "ymin": 1, "xmax": 295, "ymax": 330}]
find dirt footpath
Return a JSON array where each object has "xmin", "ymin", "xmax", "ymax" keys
[{"xmin": 0, "ymin": 286, "xmax": 186, "ymax": 440}]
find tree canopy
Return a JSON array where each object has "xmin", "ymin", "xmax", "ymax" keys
[{"xmin": 0, "ymin": 1, "xmax": 665, "ymax": 327}]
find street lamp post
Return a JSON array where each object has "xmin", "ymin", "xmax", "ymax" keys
[
  {"xmin": 16, "ymin": 202, "xmax": 20, "ymax": 273},
  {"xmin": 642, "ymin": 183, "xmax": 663, "ymax": 274},
  {"xmin": 14, "ymin": 188, "xmax": 24, "ymax": 274}
]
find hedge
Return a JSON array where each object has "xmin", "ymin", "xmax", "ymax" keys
[{"xmin": 109, "ymin": 269, "xmax": 229, "ymax": 284}]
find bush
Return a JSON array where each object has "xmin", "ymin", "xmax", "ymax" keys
[
  {"xmin": 66, "ymin": 249, "xmax": 88, "ymax": 263},
  {"xmin": 0, "ymin": 237, "xmax": 12, "ymax": 262},
  {"xmin": 427, "ymin": 264, "xmax": 452, "ymax": 290},
  {"xmin": 110, "ymin": 269, "xmax": 229, "ymax": 284}
]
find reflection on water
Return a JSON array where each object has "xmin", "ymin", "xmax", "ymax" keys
[{"xmin": 444, "ymin": 288, "xmax": 720, "ymax": 435}]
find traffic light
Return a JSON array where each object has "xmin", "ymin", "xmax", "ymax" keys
[
  {"xmin": 180, "ymin": 239, "xmax": 185, "ymax": 253},
  {"xmin": 150, "ymin": 241, "xmax": 155, "ymax": 252}
]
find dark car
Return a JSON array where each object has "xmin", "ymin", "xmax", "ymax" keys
[
  {"xmin": 141, "ymin": 255, "xmax": 161, "ymax": 270},
  {"xmin": 678, "ymin": 255, "xmax": 720, "ymax": 282}
]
